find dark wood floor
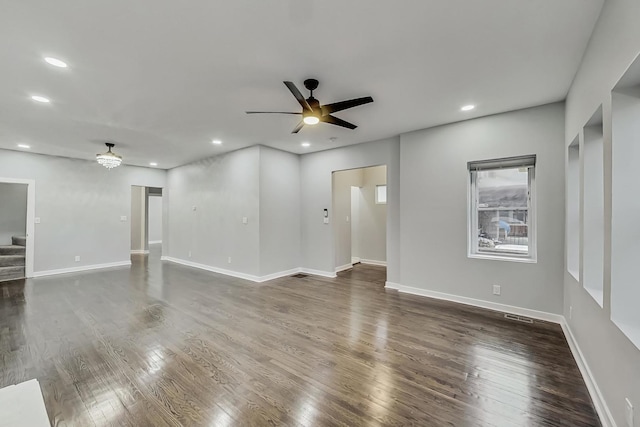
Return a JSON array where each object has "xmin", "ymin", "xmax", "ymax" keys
[{"xmin": 0, "ymin": 248, "xmax": 600, "ymax": 426}]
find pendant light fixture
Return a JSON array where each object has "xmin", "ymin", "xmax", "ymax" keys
[{"xmin": 96, "ymin": 143, "xmax": 122, "ymax": 169}]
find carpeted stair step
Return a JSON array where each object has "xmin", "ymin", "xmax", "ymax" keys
[
  {"xmin": 0, "ymin": 255, "xmax": 25, "ymax": 267},
  {"xmin": 11, "ymin": 236, "xmax": 26, "ymax": 246},
  {"xmin": 0, "ymin": 266, "xmax": 25, "ymax": 282},
  {"xmin": 0, "ymin": 245, "xmax": 25, "ymax": 256}
]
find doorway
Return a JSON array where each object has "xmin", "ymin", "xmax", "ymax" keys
[
  {"xmin": 332, "ymin": 165, "xmax": 387, "ymax": 275},
  {"xmin": 130, "ymin": 186, "xmax": 163, "ymax": 260},
  {"xmin": 0, "ymin": 178, "xmax": 35, "ymax": 281}
]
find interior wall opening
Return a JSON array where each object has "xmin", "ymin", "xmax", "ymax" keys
[
  {"xmin": 0, "ymin": 181, "xmax": 29, "ymax": 281},
  {"xmin": 130, "ymin": 186, "xmax": 163, "ymax": 261},
  {"xmin": 332, "ymin": 165, "xmax": 387, "ymax": 280}
]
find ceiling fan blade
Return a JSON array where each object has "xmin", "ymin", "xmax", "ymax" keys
[
  {"xmin": 321, "ymin": 96, "xmax": 374, "ymax": 115},
  {"xmin": 246, "ymin": 111, "xmax": 302, "ymax": 114},
  {"xmin": 291, "ymin": 120, "xmax": 305, "ymax": 133},
  {"xmin": 322, "ymin": 115, "xmax": 357, "ymax": 130},
  {"xmin": 284, "ymin": 81, "xmax": 312, "ymax": 112}
]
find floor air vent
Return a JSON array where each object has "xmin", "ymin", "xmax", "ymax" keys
[
  {"xmin": 504, "ymin": 313, "xmax": 534, "ymax": 324},
  {"xmin": 291, "ymin": 273, "xmax": 309, "ymax": 278}
]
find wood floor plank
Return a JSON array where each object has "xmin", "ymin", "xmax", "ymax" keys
[{"xmin": 0, "ymin": 249, "xmax": 600, "ymax": 426}]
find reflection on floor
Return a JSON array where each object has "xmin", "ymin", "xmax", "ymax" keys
[{"xmin": 0, "ymin": 254, "xmax": 599, "ymax": 426}]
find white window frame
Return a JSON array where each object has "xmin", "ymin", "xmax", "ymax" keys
[
  {"xmin": 375, "ymin": 185, "xmax": 387, "ymax": 205},
  {"xmin": 467, "ymin": 156, "xmax": 537, "ymax": 263}
]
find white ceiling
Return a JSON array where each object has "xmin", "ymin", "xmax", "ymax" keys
[{"xmin": 0, "ymin": 0, "xmax": 604, "ymax": 169}]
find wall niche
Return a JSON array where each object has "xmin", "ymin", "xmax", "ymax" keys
[
  {"xmin": 582, "ymin": 106, "xmax": 604, "ymax": 307},
  {"xmin": 611, "ymin": 53, "xmax": 640, "ymax": 350}
]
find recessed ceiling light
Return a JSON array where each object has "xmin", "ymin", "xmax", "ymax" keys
[
  {"xmin": 212, "ymin": 139, "xmax": 222, "ymax": 145},
  {"xmin": 44, "ymin": 57, "xmax": 68, "ymax": 68},
  {"xmin": 301, "ymin": 142, "xmax": 311, "ymax": 147},
  {"xmin": 17, "ymin": 144, "xmax": 30, "ymax": 149},
  {"xmin": 31, "ymin": 95, "xmax": 50, "ymax": 103},
  {"xmin": 149, "ymin": 162, "xmax": 158, "ymax": 166},
  {"xmin": 461, "ymin": 104, "xmax": 475, "ymax": 111}
]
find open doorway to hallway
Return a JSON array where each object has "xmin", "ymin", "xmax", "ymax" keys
[
  {"xmin": 130, "ymin": 186, "xmax": 163, "ymax": 260},
  {"xmin": 332, "ymin": 165, "xmax": 387, "ymax": 279},
  {"xmin": 0, "ymin": 179, "xmax": 35, "ymax": 281}
]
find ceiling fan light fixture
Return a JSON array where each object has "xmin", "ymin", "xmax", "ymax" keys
[
  {"xmin": 303, "ymin": 115, "xmax": 320, "ymax": 125},
  {"xmin": 96, "ymin": 143, "xmax": 122, "ymax": 169}
]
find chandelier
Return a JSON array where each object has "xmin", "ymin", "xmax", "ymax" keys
[{"xmin": 96, "ymin": 143, "xmax": 122, "ymax": 169}]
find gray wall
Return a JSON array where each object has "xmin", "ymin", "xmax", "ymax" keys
[
  {"xmin": 148, "ymin": 195, "xmax": 163, "ymax": 244},
  {"xmin": 300, "ymin": 137, "xmax": 401, "ymax": 279},
  {"xmin": 0, "ymin": 149, "xmax": 165, "ymax": 272},
  {"xmin": 166, "ymin": 146, "xmax": 261, "ymax": 276},
  {"xmin": 400, "ymin": 103, "xmax": 565, "ymax": 314},
  {"xmin": 259, "ymin": 146, "xmax": 301, "ymax": 276},
  {"xmin": 565, "ymin": 0, "xmax": 640, "ymax": 424},
  {"xmin": 0, "ymin": 182, "xmax": 27, "ymax": 245},
  {"xmin": 332, "ymin": 168, "xmax": 364, "ymax": 269},
  {"xmin": 358, "ymin": 166, "xmax": 387, "ymax": 263},
  {"xmin": 130, "ymin": 186, "xmax": 147, "ymax": 252}
]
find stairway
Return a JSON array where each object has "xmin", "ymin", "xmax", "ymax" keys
[{"xmin": 0, "ymin": 236, "xmax": 26, "ymax": 282}]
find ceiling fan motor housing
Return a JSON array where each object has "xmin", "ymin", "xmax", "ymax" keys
[{"xmin": 303, "ymin": 79, "xmax": 319, "ymax": 92}]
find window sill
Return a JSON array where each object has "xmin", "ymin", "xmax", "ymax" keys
[
  {"xmin": 584, "ymin": 285, "xmax": 604, "ymax": 308},
  {"xmin": 468, "ymin": 253, "xmax": 537, "ymax": 264},
  {"xmin": 568, "ymin": 268, "xmax": 579, "ymax": 282}
]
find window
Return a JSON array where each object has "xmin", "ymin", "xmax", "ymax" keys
[
  {"xmin": 375, "ymin": 185, "xmax": 387, "ymax": 204},
  {"xmin": 468, "ymin": 155, "xmax": 536, "ymax": 262}
]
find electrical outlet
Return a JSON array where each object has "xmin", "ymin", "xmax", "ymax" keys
[
  {"xmin": 242, "ymin": 217, "xmax": 248, "ymax": 224},
  {"xmin": 625, "ymin": 398, "xmax": 633, "ymax": 427},
  {"xmin": 34, "ymin": 217, "xmax": 41, "ymax": 224},
  {"xmin": 192, "ymin": 206, "xmax": 197, "ymax": 211},
  {"xmin": 228, "ymin": 257, "xmax": 232, "ymax": 264},
  {"xmin": 569, "ymin": 306, "xmax": 573, "ymax": 320},
  {"xmin": 493, "ymin": 285, "xmax": 501, "ymax": 295},
  {"xmin": 120, "ymin": 215, "xmax": 127, "ymax": 221},
  {"xmin": 188, "ymin": 251, "xmax": 192, "ymax": 258},
  {"xmin": 75, "ymin": 256, "xmax": 80, "ymax": 262}
]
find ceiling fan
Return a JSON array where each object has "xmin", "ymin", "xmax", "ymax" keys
[{"xmin": 246, "ymin": 79, "xmax": 374, "ymax": 133}]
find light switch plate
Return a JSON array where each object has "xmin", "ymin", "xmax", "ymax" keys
[
  {"xmin": 493, "ymin": 285, "xmax": 501, "ymax": 295},
  {"xmin": 34, "ymin": 217, "xmax": 41, "ymax": 224},
  {"xmin": 242, "ymin": 217, "xmax": 248, "ymax": 224},
  {"xmin": 120, "ymin": 216, "xmax": 127, "ymax": 221}
]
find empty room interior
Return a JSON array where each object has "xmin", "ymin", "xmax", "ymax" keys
[{"xmin": 0, "ymin": 1, "xmax": 639, "ymax": 426}]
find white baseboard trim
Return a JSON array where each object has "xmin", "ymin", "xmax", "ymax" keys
[
  {"xmin": 384, "ymin": 281, "xmax": 401, "ymax": 290},
  {"xmin": 383, "ymin": 282, "xmax": 563, "ymax": 324},
  {"xmin": 130, "ymin": 250, "xmax": 149, "ymax": 255},
  {"xmin": 161, "ymin": 256, "xmax": 263, "ymax": 282},
  {"xmin": 360, "ymin": 259, "xmax": 387, "ymax": 267},
  {"xmin": 161, "ymin": 257, "xmax": 335, "ymax": 283},
  {"xmin": 33, "ymin": 261, "xmax": 132, "ymax": 278},
  {"xmin": 335, "ymin": 263, "xmax": 353, "ymax": 273},
  {"xmin": 161, "ymin": 257, "xmax": 339, "ymax": 282},
  {"xmin": 259, "ymin": 268, "xmax": 302, "ymax": 282},
  {"xmin": 149, "ymin": 241, "xmax": 162, "ymax": 245},
  {"xmin": 561, "ymin": 321, "xmax": 616, "ymax": 427},
  {"xmin": 300, "ymin": 268, "xmax": 337, "ymax": 279}
]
